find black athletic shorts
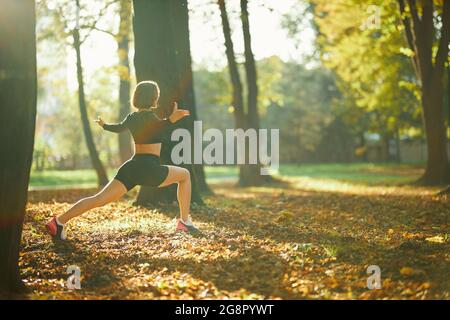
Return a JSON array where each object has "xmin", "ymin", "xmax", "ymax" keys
[{"xmin": 114, "ymin": 154, "xmax": 169, "ymax": 191}]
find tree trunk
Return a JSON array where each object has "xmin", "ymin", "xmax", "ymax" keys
[
  {"xmin": 398, "ymin": 0, "xmax": 450, "ymax": 185},
  {"xmin": 395, "ymin": 127, "xmax": 401, "ymax": 163},
  {"xmin": 239, "ymin": 0, "xmax": 268, "ymax": 186},
  {"xmin": 171, "ymin": 0, "xmax": 210, "ymax": 194},
  {"xmin": 383, "ymin": 134, "xmax": 391, "ymax": 162},
  {"xmin": 133, "ymin": 0, "xmax": 204, "ymax": 206},
  {"xmin": 73, "ymin": 28, "xmax": 109, "ymax": 187},
  {"xmin": 218, "ymin": 0, "xmax": 245, "ymax": 128},
  {"xmin": 0, "ymin": 0, "xmax": 37, "ymax": 294},
  {"xmin": 240, "ymin": 0, "xmax": 259, "ymax": 130},
  {"xmin": 117, "ymin": 0, "xmax": 133, "ymax": 163},
  {"xmin": 420, "ymin": 78, "xmax": 450, "ymax": 184},
  {"xmin": 447, "ymin": 64, "xmax": 450, "ymax": 128},
  {"xmin": 219, "ymin": 0, "xmax": 253, "ymax": 186}
]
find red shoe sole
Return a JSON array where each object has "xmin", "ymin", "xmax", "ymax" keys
[
  {"xmin": 46, "ymin": 220, "xmax": 57, "ymax": 236},
  {"xmin": 176, "ymin": 223, "xmax": 189, "ymax": 233}
]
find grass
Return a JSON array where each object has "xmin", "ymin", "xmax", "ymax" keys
[
  {"xmin": 29, "ymin": 163, "xmax": 423, "ymax": 189},
  {"xmin": 29, "ymin": 167, "xmax": 239, "ymax": 189},
  {"xmin": 279, "ymin": 163, "xmax": 424, "ymax": 185}
]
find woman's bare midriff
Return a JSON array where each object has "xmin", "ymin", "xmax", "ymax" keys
[{"xmin": 134, "ymin": 143, "xmax": 162, "ymax": 157}]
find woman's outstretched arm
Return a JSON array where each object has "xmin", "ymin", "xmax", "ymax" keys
[
  {"xmin": 167, "ymin": 102, "xmax": 190, "ymax": 123},
  {"xmin": 95, "ymin": 115, "xmax": 129, "ymax": 133}
]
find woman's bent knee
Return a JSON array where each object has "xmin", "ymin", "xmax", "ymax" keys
[{"xmin": 181, "ymin": 168, "xmax": 190, "ymax": 182}]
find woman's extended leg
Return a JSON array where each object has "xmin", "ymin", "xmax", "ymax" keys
[
  {"xmin": 158, "ymin": 165, "xmax": 191, "ymax": 222},
  {"xmin": 57, "ymin": 179, "xmax": 128, "ymax": 224}
]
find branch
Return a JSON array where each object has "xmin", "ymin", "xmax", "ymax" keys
[
  {"xmin": 407, "ymin": 0, "xmax": 421, "ymax": 29},
  {"xmin": 81, "ymin": 24, "xmax": 115, "ymax": 37},
  {"xmin": 76, "ymin": 0, "xmax": 119, "ymax": 44},
  {"xmin": 398, "ymin": 0, "xmax": 420, "ymax": 78},
  {"xmin": 434, "ymin": 0, "xmax": 450, "ymax": 74},
  {"xmin": 398, "ymin": 0, "xmax": 415, "ymax": 52}
]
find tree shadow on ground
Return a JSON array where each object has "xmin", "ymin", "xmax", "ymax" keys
[
  {"xmin": 24, "ymin": 181, "xmax": 449, "ymax": 298},
  {"xmin": 70, "ymin": 244, "xmax": 295, "ymax": 299}
]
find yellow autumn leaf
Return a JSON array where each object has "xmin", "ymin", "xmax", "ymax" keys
[
  {"xmin": 425, "ymin": 236, "xmax": 444, "ymax": 244},
  {"xmin": 400, "ymin": 267, "xmax": 414, "ymax": 276}
]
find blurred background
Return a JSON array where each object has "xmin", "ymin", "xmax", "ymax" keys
[{"xmin": 31, "ymin": 0, "xmax": 449, "ymax": 189}]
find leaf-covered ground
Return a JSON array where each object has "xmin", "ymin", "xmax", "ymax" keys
[{"xmin": 21, "ymin": 176, "xmax": 449, "ymax": 299}]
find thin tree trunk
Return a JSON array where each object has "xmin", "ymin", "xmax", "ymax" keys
[
  {"xmin": 0, "ymin": 0, "xmax": 37, "ymax": 294},
  {"xmin": 117, "ymin": 0, "xmax": 133, "ymax": 163},
  {"xmin": 218, "ymin": 0, "xmax": 245, "ymax": 129},
  {"xmin": 395, "ymin": 127, "xmax": 401, "ymax": 163},
  {"xmin": 218, "ymin": 0, "xmax": 254, "ymax": 186},
  {"xmin": 73, "ymin": 28, "xmax": 109, "ymax": 187},
  {"xmin": 218, "ymin": 0, "xmax": 244, "ymax": 186},
  {"xmin": 383, "ymin": 134, "xmax": 391, "ymax": 162},
  {"xmin": 239, "ymin": 0, "xmax": 268, "ymax": 186},
  {"xmin": 240, "ymin": 0, "xmax": 259, "ymax": 130}
]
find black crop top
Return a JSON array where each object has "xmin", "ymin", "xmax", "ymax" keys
[{"xmin": 103, "ymin": 111, "xmax": 172, "ymax": 144}]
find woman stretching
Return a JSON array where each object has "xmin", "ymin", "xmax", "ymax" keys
[{"xmin": 46, "ymin": 81, "xmax": 199, "ymax": 240}]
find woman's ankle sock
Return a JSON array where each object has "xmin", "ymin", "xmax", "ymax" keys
[{"xmin": 181, "ymin": 217, "xmax": 193, "ymax": 226}]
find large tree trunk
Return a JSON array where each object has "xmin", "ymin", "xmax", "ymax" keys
[
  {"xmin": 398, "ymin": 0, "xmax": 450, "ymax": 185},
  {"xmin": 447, "ymin": 65, "xmax": 450, "ymax": 128},
  {"xmin": 239, "ymin": 0, "xmax": 268, "ymax": 186},
  {"xmin": 421, "ymin": 78, "xmax": 450, "ymax": 184},
  {"xmin": 445, "ymin": 64, "xmax": 450, "ymax": 193},
  {"xmin": 133, "ymin": 0, "xmax": 204, "ymax": 206},
  {"xmin": 171, "ymin": 0, "xmax": 210, "ymax": 194},
  {"xmin": 73, "ymin": 28, "xmax": 109, "ymax": 187},
  {"xmin": 0, "ymin": 0, "xmax": 37, "ymax": 294},
  {"xmin": 117, "ymin": 0, "xmax": 133, "ymax": 163}
]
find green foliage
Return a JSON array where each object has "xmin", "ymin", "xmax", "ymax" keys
[
  {"xmin": 195, "ymin": 56, "xmax": 345, "ymax": 162},
  {"xmin": 310, "ymin": 0, "xmax": 421, "ymax": 137},
  {"xmin": 34, "ymin": 0, "xmax": 123, "ymax": 170}
]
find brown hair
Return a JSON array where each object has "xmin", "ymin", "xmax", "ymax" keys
[{"xmin": 131, "ymin": 81, "xmax": 160, "ymax": 110}]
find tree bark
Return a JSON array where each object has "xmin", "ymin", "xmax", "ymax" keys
[
  {"xmin": 421, "ymin": 78, "xmax": 449, "ymax": 184},
  {"xmin": 395, "ymin": 127, "xmax": 401, "ymax": 163},
  {"xmin": 73, "ymin": 28, "xmax": 109, "ymax": 187},
  {"xmin": 171, "ymin": 0, "xmax": 210, "ymax": 194},
  {"xmin": 240, "ymin": 0, "xmax": 259, "ymax": 130},
  {"xmin": 239, "ymin": 0, "xmax": 268, "ymax": 186},
  {"xmin": 133, "ymin": 0, "xmax": 204, "ymax": 206},
  {"xmin": 398, "ymin": 0, "xmax": 450, "ymax": 185},
  {"xmin": 117, "ymin": 0, "xmax": 133, "ymax": 163},
  {"xmin": 0, "ymin": 0, "xmax": 37, "ymax": 294},
  {"xmin": 446, "ymin": 63, "xmax": 450, "ymax": 137},
  {"xmin": 218, "ymin": 0, "xmax": 245, "ymax": 129},
  {"xmin": 218, "ymin": 0, "xmax": 258, "ymax": 186}
]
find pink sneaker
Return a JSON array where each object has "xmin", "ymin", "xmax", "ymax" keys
[
  {"xmin": 45, "ymin": 217, "xmax": 66, "ymax": 240},
  {"xmin": 176, "ymin": 219, "xmax": 200, "ymax": 234}
]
